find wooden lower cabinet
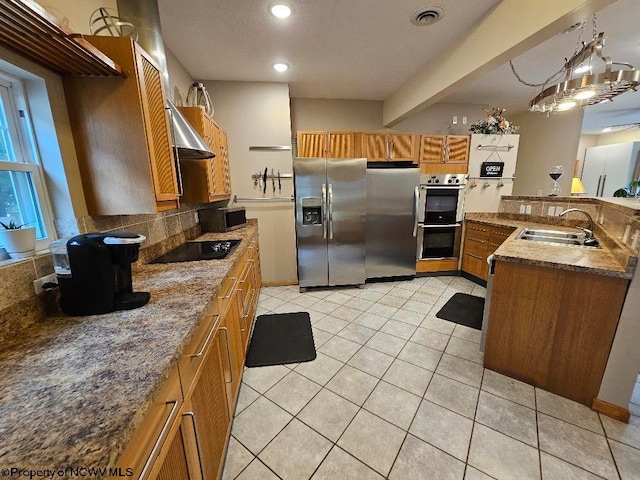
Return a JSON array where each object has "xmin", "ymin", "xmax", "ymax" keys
[
  {"xmin": 117, "ymin": 236, "xmax": 261, "ymax": 480},
  {"xmin": 461, "ymin": 221, "xmax": 515, "ymax": 282},
  {"xmin": 484, "ymin": 260, "xmax": 628, "ymax": 406}
]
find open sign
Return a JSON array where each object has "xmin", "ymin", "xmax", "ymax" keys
[{"xmin": 480, "ymin": 162, "xmax": 504, "ymax": 178}]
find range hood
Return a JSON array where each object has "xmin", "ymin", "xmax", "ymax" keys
[
  {"xmin": 117, "ymin": 0, "xmax": 214, "ymax": 160},
  {"xmin": 167, "ymin": 101, "xmax": 214, "ymax": 159}
]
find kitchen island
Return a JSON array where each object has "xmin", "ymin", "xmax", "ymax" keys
[
  {"xmin": 463, "ymin": 209, "xmax": 637, "ymax": 416},
  {"xmin": 0, "ymin": 222, "xmax": 259, "ymax": 477}
]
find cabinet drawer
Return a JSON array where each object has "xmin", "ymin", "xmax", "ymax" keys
[
  {"xmin": 463, "ymin": 235, "xmax": 488, "ymax": 256},
  {"xmin": 177, "ymin": 306, "xmax": 221, "ymax": 398},
  {"xmin": 115, "ymin": 368, "xmax": 183, "ymax": 480}
]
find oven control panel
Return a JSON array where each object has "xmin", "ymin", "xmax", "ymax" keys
[{"xmin": 420, "ymin": 174, "xmax": 467, "ymax": 185}]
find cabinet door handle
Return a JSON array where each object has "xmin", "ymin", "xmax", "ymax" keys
[
  {"xmin": 321, "ymin": 183, "xmax": 327, "ymax": 239},
  {"xmin": 220, "ymin": 326, "xmax": 233, "ymax": 384},
  {"xmin": 190, "ymin": 315, "xmax": 220, "ymax": 358},
  {"xmin": 139, "ymin": 400, "xmax": 181, "ymax": 480},
  {"xmin": 219, "ymin": 277, "xmax": 238, "ymax": 301},
  {"xmin": 183, "ymin": 412, "xmax": 205, "ymax": 480}
]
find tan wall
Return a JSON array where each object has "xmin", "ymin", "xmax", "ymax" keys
[
  {"xmin": 35, "ymin": 0, "xmax": 118, "ymax": 34},
  {"xmin": 165, "ymin": 47, "xmax": 194, "ymax": 106},
  {"xmin": 202, "ymin": 81, "xmax": 297, "ymax": 285},
  {"xmin": 290, "ymin": 98, "xmax": 486, "ymax": 137},
  {"xmin": 597, "ymin": 129, "xmax": 640, "ymax": 146},
  {"xmin": 510, "ymin": 109, "xmax": 584, "ymax": 196}
]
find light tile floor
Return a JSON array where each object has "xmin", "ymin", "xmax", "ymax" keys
[{"xmin": 222, "ymin": 275, "xmax": 640, "ymax": 480}]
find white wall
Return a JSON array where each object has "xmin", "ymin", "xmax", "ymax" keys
[
  {"xmin": 202, "ymin": 81, "xmax": 296, "ymax": 284},
  {"xmin": 597, "ymin": 129, "xmax": 640, "ymax": 146},
  {"xmin": 510, "ymin": 109, "xmax": 584, "ymax": 196},
  {"xmin": 465, "ymin": 134, "xmax": 520, "ymax": 212}
]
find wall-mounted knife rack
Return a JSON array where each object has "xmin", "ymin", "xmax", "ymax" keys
[
  {"xmin": 233, "ymin": 195, "xmax": 294, "ymax": 203},
  {"xmin": 476, "ymin": 144, "xmax": 515, "ymax": 151},
  {"xmin": 251, "ymin": 172, "xmax": 293, "ymax": 180}
]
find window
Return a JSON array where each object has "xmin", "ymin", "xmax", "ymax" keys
[{"xmin": 0, "ymin": 74, "xmax": 55, "ymax": 252}]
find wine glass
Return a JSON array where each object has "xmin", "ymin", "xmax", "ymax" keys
[{"xmin": 548, "ymin": 165, "xmax": 565, "ymax": 196}]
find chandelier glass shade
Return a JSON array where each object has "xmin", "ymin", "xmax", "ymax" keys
[{"xmin": 529, "ymin": 32, "xmax": 640, "ymax": 113}]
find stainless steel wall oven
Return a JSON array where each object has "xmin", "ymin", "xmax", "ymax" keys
[{"xmin": 417, "ymin": 174, "xmax": 466, "ymax": 260}]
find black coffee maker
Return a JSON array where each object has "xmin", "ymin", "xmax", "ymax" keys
[{"xmin": 53, "ymin": 232, "xmax": 151, "ymax": 316}]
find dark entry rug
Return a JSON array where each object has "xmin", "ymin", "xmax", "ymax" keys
[
  {"xmin": 245, "ymin": 312, "xmax": 316, "ymax": 367},
  {"xmin": 435, "ymin": 293, "xmax": 485, "ymax": 330}
]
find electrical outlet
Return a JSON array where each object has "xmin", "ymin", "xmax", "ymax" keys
[
  {"xmin": 519, "ymin": 204, "xmax": 526, "ymax": 214},
  {"xmin": 462, "ymin": 116, "xmax": 467, "ymax": 125},
  {"xmin": 525, "ymin": 205, "xmax": 532, "ymax": 214},
  {"xmin": 33, "ymin": 273, "xmax": 57, "ymax": 295},
  {"xmin": 547, "ymin": 206, "xmax": 555, "ymax": 216},
  {"xmin": 555, "ymin": 206, "xmax": 564, "ymax": 216},
  {"xmin": 193, "ymin": 211, "xmax": 199, "ymax": 224},
  {"xmin": 452, "ymin": 116, "xmax": 458, "ymax": 125}
]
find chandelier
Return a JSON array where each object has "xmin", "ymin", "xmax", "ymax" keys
[{"xmin": 511, "ymin": 16, "xmax": 640, "ymax": 113}]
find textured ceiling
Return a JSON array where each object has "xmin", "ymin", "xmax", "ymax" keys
[
  {"xmin": 157, "ymin": 0, "xmax": 640, "ymax": 134},
  {"xmin": 158, "ymin": 0, "xmax": 500, "ymax": 100}
]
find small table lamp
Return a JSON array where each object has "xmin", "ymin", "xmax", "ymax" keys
[{"xmin": 571, "ymin": 177, "xmax": 587, "ymax": 196}]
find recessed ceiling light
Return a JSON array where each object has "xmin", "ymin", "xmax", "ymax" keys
[
  {"xmin": 270, "ymin": 3, "xmax": 292, "ymax": 18},
  {"xmin": 273, "ymin": 63, "xmax": 289, "ymax": 72},
  {"xmin": 557, "ymin": 101, "xmax": 576, "ymax": 110},
  {"xmin": 602, "ymin": 127, "xmax": 612, "ymax": 133}
]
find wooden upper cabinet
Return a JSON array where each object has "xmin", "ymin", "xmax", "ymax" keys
[
  {"xmin": 327, "ymin": 132, "xmax": 359, "ymax": 158},
  {"xmin": 420, "ymin": 135, "xmax": 446, "ymax": 164},
  {"xmin": 177, "ymin": 106, "xmax": 231, "ymax": 203},
  {"xmin": 361, "ymin": 133, "xmax": 388, "ymax": 162},
  {"xmin": 362, "ymin": 133, "xmax": 419, "ymax": 163},
  {"xmin": 389, "ymin": 133, "xmax": 419, "ymax": 163},
  {"xmin": 297, "ymin": 131, "xmax": 361, "ymax": 158},
  {"xmin": 420, "ymin": 135, "xmax": 470, "ymax": 174},
  {"xmin": 63, "ymin": 36, "xmax": 179, "ymax": 215},
  {"xmin": 445, "ymin": 135, "xmax": 471, "ymax": 164},
  {"xmin": 297, "ymin": 131, "xmax": 326, "ymax": 157}
]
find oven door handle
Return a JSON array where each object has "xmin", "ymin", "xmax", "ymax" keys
[
  {"xmin": 419, "ymin": 185, "xmax": 466, "ymax": 190},
  {"xmin": 413, "ymin": 186, "xmax": 419, "ymax": 237},
  {"xmin": 418, "ymin": 223, "xmax": 461, "ymax": 229}
]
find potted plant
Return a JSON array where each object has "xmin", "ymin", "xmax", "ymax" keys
[
  {"xmin": 613, "ymin": 179, "xmax": 640, "ymax": 198},
  {"xmin": 0, "ymin": 219, "xmax": 36, "ymax": 259}
]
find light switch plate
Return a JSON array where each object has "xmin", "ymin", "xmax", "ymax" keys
[
  {"xmin": 547, "ymin": 206, "xmax": 555, "ymax": 216},
  {"xmin": 520, "ymin": 205, "xmax": 526, "ymax": 213}
]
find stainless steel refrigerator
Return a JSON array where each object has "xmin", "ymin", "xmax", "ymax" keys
[
  {"xmin": 293, "ymin": 157, "xmax": 366, "ymax": 290},
  {"xmin": 365, "ymin": 166, "xmax": 420, "ymax": 279}
]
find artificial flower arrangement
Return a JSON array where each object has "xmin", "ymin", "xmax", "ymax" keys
[{"xmin": 469, "ymin": 108, "xmax": 519, "ymax": 135}]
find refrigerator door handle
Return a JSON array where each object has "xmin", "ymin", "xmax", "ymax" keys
[
  {"xmin": 413, "ymin": 186, "xmax": 419, "ymax": 237},
  {"xmin": 596, "ymin": 175, "xmax": 602, "ymax": 197},
  {"xmin": 322, "ymin": 183, "xmax": 327, "ymax": 239},
  {"xmin": 601, "ymin": 175, "xmax": 607, "ymax": 196},
  {"xmin": 328, "ymin": 183, "xmax": 334, "ymax": 239}
]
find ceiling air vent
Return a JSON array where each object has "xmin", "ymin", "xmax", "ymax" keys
[{"xmin": 410, "ymin": 6, "xmax": 444, "ymax": 26}]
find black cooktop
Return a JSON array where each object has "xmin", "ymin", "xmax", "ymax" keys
[{"xmin": 151, "ymin": 240, "xmax": 241, "ymax": 264}]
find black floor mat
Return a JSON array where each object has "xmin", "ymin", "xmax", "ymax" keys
[
  {"xmin": 245, "ymin": 312, "xmax": 316, "ymax": 368},
  {"xmin": 435, "ymin": 293, "xmax": 485, "ymax": 330}
]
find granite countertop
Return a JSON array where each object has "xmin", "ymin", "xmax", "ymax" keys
[
  {"xmin": 465, "ymin": 213, "xmax": 635, "ymax": 279},
  {"xmin": 0, "ymin": 222, "xmax": 258, "ymax": 470}
]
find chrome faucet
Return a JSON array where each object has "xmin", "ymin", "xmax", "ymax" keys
[{"xmin": 559, "ymin": 208, "xmax": 594, "ymax": 239}]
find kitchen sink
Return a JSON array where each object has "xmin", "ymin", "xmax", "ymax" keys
[
  {"xmin": 517, "ymin": 228, "xmax": 600, "ymax": 248},
  {"xmin": 520, "ymin": 228, "xmax": 584, "ymax": 239}
]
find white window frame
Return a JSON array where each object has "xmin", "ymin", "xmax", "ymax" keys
[{"xmin": 0, "ymin": 73, "xmax": 56, "ymax": 253}]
